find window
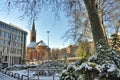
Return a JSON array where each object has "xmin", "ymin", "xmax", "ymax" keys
[
  {"xmin": 0, "ymin": 24, "xmax": 2, "ymax": 28},
  {"xmin": 4, "ymin": 47, "xmax": 7, "ymax": 53},
  {"xmin": 13, "ymin": 29, "xmax": 17, "ymax": 33},
  {"xmin": 20, "ymin": 49, "xmax": 22, "ymax": 54},
  {"xmin": 0, "ymin": 24, "xmax": 3, "ymax": 28},
  {"xmin": 1, "ymin": 40, "xmax": 4, "ymax": 44},
  {"xmin": 20, "ymin": 31, "xmax": 22, "ymax": 35},
  {"xmin": 4, "ymin": 32, "xmax": 9, "ymax": 38},
  {"xmin": 1, "ymin": 31, "xmax": 4, "ymax": 37},
  {"xmin": 0, "ymin": 46, "xmax": 3, "ymax": 50},
  {"xmin": 6, "ymin": 26, "xmax": 10, "ymax": 30},
  {"xmin": 12, "ymin": 35, "xmax": 15, "ymax": 40},
  {"xmin": 17, "ymin": 30, "xmax": 19, "ymax": 34},
  {"xmin": 10, "ymin": 27, "xmax": 14, "ymax": 32},
  {"xmin": 0, "ymin": 30, "xmax": 1, "ymax": 36},
  {"xmin": 0, "ymin": 39, "xmax": 5, "ymax": 44},
  {"xmin": 21, "ymin": 37, "xmax": 23, "ymax": 43},
  {"xmin": 3, "ymin": 24, "xmax": 6, "ymax": 29},
  {"xmin": 6, "ymin": 32, "xmax": 9, "ymax": 38},
  {"xmin": 4, "ymin": 32, "xmax": 6, "ymax": 37},
  {"xmin": 19, "ymin": 36, "xmax": 21, "ymax": 42},
  {"xmin": 7, "ymin": 48, "xmax": 9, "ymax": 53},
  {"xmin": 5, "ymin": 56, "xmax": 7, "ymax": 61},
  {"xmin": 16, "ymin": 36, "xmax": 18, "ymax": 41},
  {"xmin": 5, "ymin": 40, "xmax": 9, "ymax": 45}
]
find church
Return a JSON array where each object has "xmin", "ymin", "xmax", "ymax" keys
[{"xmin": 26, "ymin": 21, "xmax": 49, "ymax": 64}]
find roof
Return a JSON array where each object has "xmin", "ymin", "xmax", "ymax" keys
[
  {"xmin": 27, "ymin": 42, "xmax": 37, "ymax": 48},
  {"xmin": 37, "ymin": 40, "xmax": 47, "ymax": 47},
  {"xmin": 0, "ymin": 20, "xmax": 28, "ymax": 34}
]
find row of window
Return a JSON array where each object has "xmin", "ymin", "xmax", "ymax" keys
[
  {"xmin": 0, "ymin": 30, "xmax": 24, "ymax": 42},
  {"xmin": 0, "ymin": 39, "xmax": 22, "ymax": 47},
  {"xmin": 0, "ymin": 23, "xmax": 24, "ymax": 35},
  {"xmin": 4, "ymin": 56, "xmax": 21, "ymax": 64},
  {"xmin": 0, "ymin": 46, "xmax": 22, "ymax": 54}
]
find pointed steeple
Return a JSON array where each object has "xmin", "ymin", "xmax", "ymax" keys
[
  {"xmin": 31, "ymin": 20, "xmax": 36, "ymax": 33},
  {"xmin": 30, "ymin": 20, "xmax": 36, "ymax": 42}
]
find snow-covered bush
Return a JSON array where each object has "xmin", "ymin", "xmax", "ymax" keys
[
  {"xmin": 94, "ymin": 39, "xmax": 120, "ymax": 79},
  {"xmin": 60, "ymin": 39, "xmax": 120, "ymax": 80},
  {"xmin": 111, "ymin": 33, "xmax": 120, "ymax": 50},
  {"xmin": 60, "ymin": 64, "xmax": 83, "ymax": 80}
]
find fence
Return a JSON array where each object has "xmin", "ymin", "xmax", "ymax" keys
[
  {"xmin": 0, "ymin": 67, "xmax": 63, "ymax": 80},
  {"xmin": 28, "ymin": 67, "xmax": 62, "ymax": 80}
]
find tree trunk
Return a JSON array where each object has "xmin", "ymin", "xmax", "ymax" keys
[{"xmin": 83, "ymin": 0, "xmax": 108, "ymax": 48}]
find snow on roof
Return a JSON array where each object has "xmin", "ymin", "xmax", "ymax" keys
[
  {"xmin": 37, "ymin": 40, "xmax": 47, "ymax": 47},
  {"xmin": 27, "ymin": 42, "xmax": 37, "ymax": 48}
]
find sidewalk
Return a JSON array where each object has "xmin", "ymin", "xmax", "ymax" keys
[{"xmin": 0, "ymin": 72, "xmax": 16, "ymax": 80}]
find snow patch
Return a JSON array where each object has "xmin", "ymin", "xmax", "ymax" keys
[{"xmin": 27, "ymin": 42, "xmax": 37, "ymax": 48}]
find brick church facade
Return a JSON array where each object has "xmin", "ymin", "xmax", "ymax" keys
[{"xmin": 26, "ymin": 21, "xmax": 49, "ymax": 64}]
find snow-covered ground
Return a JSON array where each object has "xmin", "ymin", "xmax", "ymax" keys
[
  {"xmin": 0, "ymin": 67, "xmax": 61, "ymax": 80},
  {"xmin": 0, "ymin": 72, "xmax": 16, "ymax": 80},
  {"xmin": 0, "ymin": 70, "xmax": 60, "ymax": 80},
  {"xmin": 11, "ymin": 70, "xmax": 60, "ymax": 80},
  {"xmin": 0, "ymin": 62, "xmax": 63, "ymax": 80}
]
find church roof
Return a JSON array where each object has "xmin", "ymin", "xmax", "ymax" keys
[
  {"xmin": 27, "ymin": 42, "xmax": 37, "ymax": 48},
  {"xmin": 37, "ymin": 40, "xmax": 47, "ymax": 47}
]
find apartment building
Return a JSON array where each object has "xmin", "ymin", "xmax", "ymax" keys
[{"xmin": 0, "ymin": 21, "xmax": 27, "ymax": 65}]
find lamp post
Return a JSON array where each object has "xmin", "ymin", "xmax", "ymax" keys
[
  {"xmin": 47, "ymin": 31, "xmax": 50, "ymax": 62},
  {"xmin": 47, "ymin": 31, "xmax": 50, "ymax": 47}
]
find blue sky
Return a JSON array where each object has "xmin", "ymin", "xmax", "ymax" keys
[{"xmin": 0, "ymin": 1, "xmax": 70, "ymax": 49}]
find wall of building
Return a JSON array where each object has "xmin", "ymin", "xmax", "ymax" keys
[
  {"xmin": 26, "ymin": 46, "xmax": 49, "ymax": 64},
  {"xmin": 0, "ymin": 21, "xmax": 27, "ymax": 65}
]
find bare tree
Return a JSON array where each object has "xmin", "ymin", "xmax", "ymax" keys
[
  {"xmin": 51, "ymin": 48, "xmax": 61, "ymax": 60},
  {"xmin": 63, "ymin": 0, "xmax": 120, "ymax": 46},
  {"xmin": 98, "ymin": 0, "xmax": 120, "ymax": 37},
  {"xmin": 5, "ymin": 0, "xmax": 120, "ymax": 50}
]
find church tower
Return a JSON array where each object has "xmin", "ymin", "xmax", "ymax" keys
[
  {"xmin": 30, "ymin": 20, "xmax": 36, "ymax": 42},
  {"xmin": 26, "ymin": 20, "xmax": 49, "ymax": 64}
]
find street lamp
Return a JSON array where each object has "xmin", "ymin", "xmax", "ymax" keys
[
  {"xmin": 47, "ymin": 31, "xmax": 50, "ymax": 62},
  {"xmin": 46, "ymin": 30, "xmax": 50, "ymax": 45}
]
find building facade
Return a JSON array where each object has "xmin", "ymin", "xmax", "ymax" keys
[
  {"xmin": 65, "ymin": 45, "xmax": 78, "ymax": 57},
  {"xmin": 0, "ymin": 21, "xmax": 27, "ymax": 65},
  {"xmin": 26, "ymin": 21, "xmax": 49, "ymax": 64}
]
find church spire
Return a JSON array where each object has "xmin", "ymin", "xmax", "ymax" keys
[
  {"xmin": 30, "ymin": 20, "xmax": 36, "ymax": 42},
  {"xmin": 31, "ymin": 20, "xmax": 36, "ymax": 32}
]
